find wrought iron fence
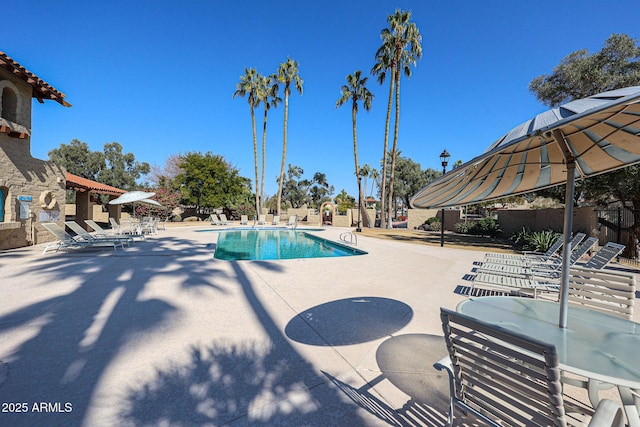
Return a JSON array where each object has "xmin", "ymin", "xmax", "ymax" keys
[{"xmin": 596, "ymin": 207, "xmax": 639, "ymax": 262}]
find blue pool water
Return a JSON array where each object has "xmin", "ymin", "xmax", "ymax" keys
[{"xmin": 212, "ymin": 230, "xmax": 367, "ymax": 260}]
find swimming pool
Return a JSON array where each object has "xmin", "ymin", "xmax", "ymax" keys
[{"xmin": 212, "ymin": 229, "xmax": 367, "ymax": 260}]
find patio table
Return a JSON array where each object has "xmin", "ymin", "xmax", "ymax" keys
[{"xmin": 456, "ymin": 296, "xmax": 640, "ymax": 426}]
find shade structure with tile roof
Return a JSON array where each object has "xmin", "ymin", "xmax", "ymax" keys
[
  {"xmin": 65, "ymin": 172, "xmax": 126, "ymax": 196},
  {"xmin": 410, "ymin": 86, "xmax": 640, "ymax": 328}
]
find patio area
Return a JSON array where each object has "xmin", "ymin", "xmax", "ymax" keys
[{"xmin": 0, "ymin": 225, "xmax": 637, "ymax": 426}]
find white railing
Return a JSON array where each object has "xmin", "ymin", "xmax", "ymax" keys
[{"xmin": 339, "ymin": 232, "xmax": 357, "ymax": 246}]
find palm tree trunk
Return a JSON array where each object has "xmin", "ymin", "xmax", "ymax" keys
[
  {"xmin": 276, "ymin": 92, "xmax": 289, "ymax": 217},
  {"xmin": 251, "ymin": 107, "xmax": 259, "ymax": 216},
  {"xmin": 387, "ymin": 67, "xmax": 401, "ymax": 229},
  {"xmin": 352, "ymin": 106, "xmax": 369, "ymax": 229},
  {"xmin": 260, "ymin": 107, "xmax": 268, "ymax": 215},
  {"xmin": 379, "ymin": 66, "xmax": 396, "ymax": 228}
]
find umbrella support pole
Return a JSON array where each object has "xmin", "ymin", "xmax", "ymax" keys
[
  {"xmin": 553, "ymin": 129, "xmax": 577, "ymax": 329},
  {"xmin": 559, "ymin": 163, "xmax": 575, "ymax": 328}
]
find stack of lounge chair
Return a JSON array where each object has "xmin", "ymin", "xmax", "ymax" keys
[
  {"xmin": 42, "ymin": 222, "xmax": 123, "ymax": 254},
  {"xmin": 65, "ymin": 221, "xmax": 131, "ymax": 248},
  {"xmin": 469, "ymin": 235, "xmax": 626, "ymax": 298}
]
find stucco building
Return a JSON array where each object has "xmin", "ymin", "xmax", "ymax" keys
[{"xmin": 0, "ymin": 51, "xmax": 71, "ymax": 250}]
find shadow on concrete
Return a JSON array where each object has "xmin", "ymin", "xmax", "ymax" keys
[
  {"xmin": 119, "ymin": 260, "xmax": 366, "ymax": 425},
  {"xmin": 285, "ymin": 297, "xmax": 413, "ymax": 346},
  {"xmin": 322, "ymin": 334, "xmax": 455, "ymax": 427},
  {"xmin": 0, "ymin": 238, "xmax": 225, "ymax": 426}
]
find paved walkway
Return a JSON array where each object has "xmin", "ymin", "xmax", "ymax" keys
[{"xmin": 0, "ymin": 225, "xmax": 636, "ymax": 426}]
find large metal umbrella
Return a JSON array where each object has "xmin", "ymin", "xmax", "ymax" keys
[{"xmin": 410, "ymin": 86, "xmax": 640, "ymax": 328}]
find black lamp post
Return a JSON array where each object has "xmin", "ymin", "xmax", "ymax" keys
[
  {"xmin": 196, "ymin": 179, "xmax": 203, "ymax": 217},
  {"xmin": 440, "ymin": 149, "xmax": 450, "ymax": 247}
]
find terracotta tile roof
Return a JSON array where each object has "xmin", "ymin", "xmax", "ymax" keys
[
  {"xmin": 0, "ymin": 51, "xmax": 71, "ymax": 107},
  {"xmin": 66, "ymin": 172, "xmax": 126, "ymax": 196}
]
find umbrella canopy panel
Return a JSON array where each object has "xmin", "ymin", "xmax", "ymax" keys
[
  {"xmin": 109, "ymin": 191, "xmax": 157, "ymax": 205},
  {"xmin": 410, "ymin": 86, "xmax": 640, "ymax": 210}
]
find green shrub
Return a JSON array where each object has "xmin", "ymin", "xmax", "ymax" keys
[
  {"xmin": 171, "ymin": 214, "xmax": 182, "ymax": 222},
  {"xmin": 511, "ymin": 226, "xmax": 531, "ymax": 246},
  {"xmin": 429, "ymin": 221, "xmax": 441, "ymax": 232},
  {"xmin": 454, "ymin": 222, "xmax": 473, "ymax": 234},
  {"xmin": 469, "ymin": 217, "xmax": 501, "ymax": 237},
  {"xmin": 425, "ymin": 216, "xmax": 440, "ymax": 225}
]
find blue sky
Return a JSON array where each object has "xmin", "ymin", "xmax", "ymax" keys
[{"xmin": 4, "ymin": 0, "xmax": 639, "ymax": 198}]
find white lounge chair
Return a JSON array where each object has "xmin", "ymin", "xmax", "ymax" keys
[
  {"xmin": 470, "ymin": 238, "xmax": 621, "ymax": 298},
  {"xmin": 257, "ymin": 214, "xmax": 266, "ymax": 225},
  {"xmin": 218, "ymin": 214, "xmax": 229, "ymax": 225},
  {"xmin": 577, "ymin": 242, "xmax": 625, "ymax": 270},
  {"xmin": 240, "ymin": 215, "xmax": 248, "ymax": 225},
  {"xmin": 287, "ymin": 215, "xmax": 297, "ymax": 228},
  {"xmin": 41, "ymin": 223, "xmax": 119, "ymax": 254},
  {"xmin": 476, "ymin": 237, "xmax": 599, "ymax": 279},
  {"xmin": 210, "ymin": 214, "xmax": 221, "ymax": 225},
  {"xmin": 65, "ymin": 221, "xmax": 129, "ymax": 248},
  {"xmin": 272, "ymin": 215, "xmax": 280, "ymax": 226},
  {"xmin": 85, "ymin": 220, "xmax": 135, "ymax": 245},
  {"xmin": 109, "ymin": 217, "xmax": 122, "ymax": 234},
  {"xmin": 484, "ymin": 232, "xmax": 585, "ymax": 265}
]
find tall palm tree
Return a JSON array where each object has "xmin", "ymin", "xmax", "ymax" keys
[
  {"xmin": 336, "ymin": 70, "xmax": 374, "ymax": 229},
  {"xmin": 257, "ymin": 73, "xmax": 281, "ymax": 214},
  {"xmin": 359, "ymin": 163, "xmax": 372, "ymax": 201},
  {"xmin": 233, "ymin": 67, "xmax": 261, "ymax": 215},
  {"xmin": 369, "ymin": 167, "xmax": 380, "ymax": 199},
  {"xmin": 371, "ymin": 39, "xmax": 395, "ymax": 229},
  {"xmin": 276, "ymin": 57, "xmax": 303, "ymax": 217},
  {"xmin": 373, "ymin": 9, "xmax": 422, "ymax": 228}
]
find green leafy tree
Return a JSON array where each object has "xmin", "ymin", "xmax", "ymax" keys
[
  {"xmin": 392, "ymin": 156, "xmax": 431, "ymax": 208},
  {"xmin": 257, "ymin": 73, "xmax": 281, "ymax": 212},
  {"xmin": 49, "ymin": 139, "xmax": 148, "ymax": 202},
  {"xmin": 528, "ymin": 33, "xmax": 640, "ymax": 259},
  {"xmin": 98, "ymin": 142, "xmax": 150, "ymax": 190},
  {"xmin": 175, "ymin": 152, "xmax": 253, "ymax": 213},
  {"xmin": 279, "ymin": 165, "xmax": 333, "ymax": 209},
  {"xmin": 529, "ymin": 34, "xmax": 640, "ymax": 106},
  {"xmin": 336, "ymin": 70, "xmax": 374, "ymax": 228},
  {"xmin": 308, "ymin": 172, "xmax": 334, "ymax": 209},
  {"xmin": 233, "ymin": 67, "xmax": 261, "ymax": 214},
  {"xmin": 334, "ymin": 189, "xmax": 356, "ymax": 214},
  {"xmin": 275, "ymin": 57, "xmax": 303, "ymax": 216},
  {"xmin": 48, "ymin": 139, "xmax": 105, "ymax": 180},
  {"xmin": 372, "ymin": 9, "xmax": 422, "ymax": 228}
]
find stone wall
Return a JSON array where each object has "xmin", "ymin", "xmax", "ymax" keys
[
  {"xmin": 0, "ymin": 69, "xmax": 67, "ymax": 250},
  {"xmin": 497, "ymin": 207, "xmax": 598, "ymax": 236},
  {"xmin": 408, "ymin": 208, "xmax": 463, "ymax": 230}
]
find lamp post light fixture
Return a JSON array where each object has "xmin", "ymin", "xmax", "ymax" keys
[{"xmin": 439, "ymin": 149, "xmax": 450, "ymax": 247}]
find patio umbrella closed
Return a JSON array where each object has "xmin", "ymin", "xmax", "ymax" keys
[{"xmin": 410, "ymin": 86, "xmax": 640, "ymax": 328}]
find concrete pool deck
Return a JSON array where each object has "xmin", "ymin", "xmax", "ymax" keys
[{"xmin": 0, "ymin": 225, "xmax": 637, "ymax": 426}]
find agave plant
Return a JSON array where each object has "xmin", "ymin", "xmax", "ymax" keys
[{"xmin": 526, "ymin": 229, "xmax": 561, "ymax": 252}]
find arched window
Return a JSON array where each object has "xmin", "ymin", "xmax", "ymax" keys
[
  {"xmin": 1, "ymin": 87, "xmax": 18, "ymax": 123},
  {"xmin": 0, "ymin": 187, "xmax": 6, "ymax": 222}
]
